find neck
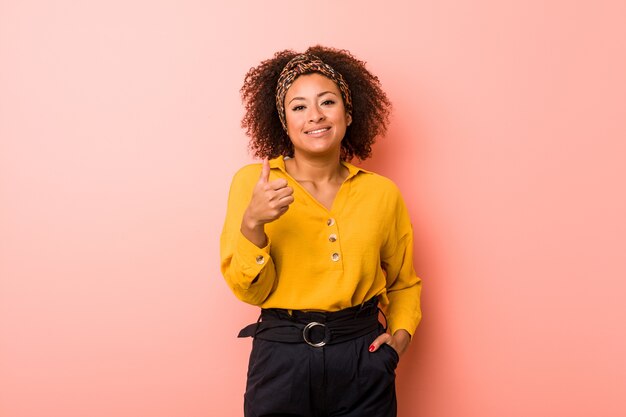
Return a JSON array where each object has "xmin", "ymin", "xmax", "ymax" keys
[{"xmin": 287, "ymin": 152, "xmax": 345, "ymax": 183}]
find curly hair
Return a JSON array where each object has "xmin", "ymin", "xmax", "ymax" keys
[{"xmin": 240, "ymin": 45, "xmax": 392, "ymax": 161}]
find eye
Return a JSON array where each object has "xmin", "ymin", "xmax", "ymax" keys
[
  {"xmin": 292, "ymin": 105, "xmax": 305, "ymax": 111},
  {"xmin": 321, "ymin": 99, "xmax": 335, "ymax": 106}
]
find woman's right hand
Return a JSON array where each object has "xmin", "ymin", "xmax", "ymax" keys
[{"xmin": 241, "ymin": 159, "xmax": 294, "ymax": 247}]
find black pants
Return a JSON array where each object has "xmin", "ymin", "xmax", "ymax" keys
[{"xmin": 244, "ymin": 326, "xmax": 398, "ymax": 417}]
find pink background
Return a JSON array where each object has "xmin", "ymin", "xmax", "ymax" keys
[{"xmin": 1, "ymin": 1, "xmax": 625, "ymax": 416}]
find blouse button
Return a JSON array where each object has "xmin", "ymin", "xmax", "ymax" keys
[
  {"xmin": 327, "ymin": 218, "xmax": 335, "ymax": 226},
  {"xmin": 331, "ymin": 253, "xmax": 340, "ymax": 262},
  {"xmin": 328, "ymin": 234, "xmax": 337, "ymax": 242},
  {"xmin": 255, "ymin": 255, "xmax": 265, "ymax": 265}
]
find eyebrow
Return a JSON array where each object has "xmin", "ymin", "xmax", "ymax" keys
[{"xmin": 288, "ymin": 91, "xmax": 337, "ymax": 105}]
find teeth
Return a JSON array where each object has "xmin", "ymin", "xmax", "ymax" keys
[{"xmin": 307, "ymin": 128, "xmax": 329, "ymax": 134}]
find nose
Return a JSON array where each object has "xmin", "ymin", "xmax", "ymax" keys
[{"xmin": 308, "ymin": 105, "xmax": 325, "ymax": 123}]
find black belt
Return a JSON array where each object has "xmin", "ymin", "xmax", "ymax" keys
[{"xmin": 238, "ymin": 297, "xmax": 383, "ymax": 347}]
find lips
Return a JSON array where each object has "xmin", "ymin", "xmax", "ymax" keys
[{"xmin": 305, "ymin": 127, "xmax": 331, "ymax": 135}]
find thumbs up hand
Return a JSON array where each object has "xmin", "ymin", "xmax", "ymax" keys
[{"xmin": 241, "ymin": 159, "xmax": 294, "ymax": 247}]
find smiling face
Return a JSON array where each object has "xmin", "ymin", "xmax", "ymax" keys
[{"xmin": 284, "ymin": 73, "xmax": 352, "ymax": 160}]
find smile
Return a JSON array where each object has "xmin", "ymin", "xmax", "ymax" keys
[{"xmin": 305, "ymin": 127, "xmax": 330, "ymax": 135}]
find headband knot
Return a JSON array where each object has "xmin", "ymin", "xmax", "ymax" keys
[{"xmin": 275, "ymin": 54, "xmax": 352, "ymax": 132}]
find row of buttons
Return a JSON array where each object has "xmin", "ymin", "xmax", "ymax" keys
[
  {"xmin": 253, "ymin": 218, "xmax": 340, "ymax": 265},
  {"xmin": 328, "ymin": 218, "xmax": 340, "ymax": 262},
  {"xmin": 258, "ymin": 252, "xmax": 338, "ymax": 264}
]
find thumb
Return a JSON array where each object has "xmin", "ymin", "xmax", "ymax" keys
[{"xmin": 259, "ymin": 158, "xmax": 270, "ymax": 183}]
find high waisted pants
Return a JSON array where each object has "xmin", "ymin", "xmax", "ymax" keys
[{"xmin": 243, "ymin": 326, "xmax": 398, "ymax": 417}]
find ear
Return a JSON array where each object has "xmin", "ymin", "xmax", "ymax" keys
[{"xmin": 346, "ymin": 113, "xmax": 352, "ymax": 126}]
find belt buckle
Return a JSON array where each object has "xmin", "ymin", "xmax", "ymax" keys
[{"xmin": 302, "ymin": 321, "xmax": 329, "ymax": 347}]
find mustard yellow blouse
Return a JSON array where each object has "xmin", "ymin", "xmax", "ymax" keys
[{"xmin": 220, "ymin": 156, "xmax": 422, "ymax": 336}]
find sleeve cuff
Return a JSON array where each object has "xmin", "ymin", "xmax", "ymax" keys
[
  {"xmin": 233, "ymin": 231, "xmax": 271, "ymax": 289},
  {"xmin": 388, "ymin": 318, "xmax": 419, "ymax": 338}
]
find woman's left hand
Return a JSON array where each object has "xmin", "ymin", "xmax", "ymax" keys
[{"xmin": 368, "ymin": 329, "xmax": 411, "ymax": 357}]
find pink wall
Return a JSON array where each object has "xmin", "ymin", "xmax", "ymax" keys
[{"xmin": 1, "ymin": 1, "xmax": 625, "ymax": 416}]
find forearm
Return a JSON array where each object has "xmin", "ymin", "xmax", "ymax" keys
[
  {"xmin": 390, "ymin": 329, "xmax": 411, "ymax": 356},
  {"xmin": 241, "ymin": 209, "xmax": 268, "ymax": 248}
]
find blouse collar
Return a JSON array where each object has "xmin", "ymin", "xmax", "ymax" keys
[{"xmin": 269, "ymin": 156, "xmax": 371, "ymax": 180}]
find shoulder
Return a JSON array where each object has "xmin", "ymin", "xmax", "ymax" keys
[
  {"xmin": 344, "ymin": 161, "xmax": 399, "ymax": 192},
  {"xmin": 228, "ymin": 163, "xmax": 262, "ymax": 193},
  {"xmin": 232, "ymin": 163, "xmax": 262, "ymax": 181},
  {"xmin": 233, "ymin": 163, "xmax": 262, "ymax": 183},
  {"xmin": 354, "ymin": 170, "xmax": 402, "ymax": 196},
  {"xmin": 353, "ymin": 170, "xmax": 409, "ymax": 216}
]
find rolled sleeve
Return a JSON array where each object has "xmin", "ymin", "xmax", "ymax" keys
[
  {"xmin": 232, "ymin": 232, "xmax": 272, "ymax": 289},
  {"xmin": 219, "ymin": 164, "xmax": 277, "ymax": 306},
  {"xmin": 381, "ymin": 188, "xmax": 423, "ymax": 337}
]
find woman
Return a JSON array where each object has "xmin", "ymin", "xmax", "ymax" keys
[{"xmin": 220, "ymin": 45, "xmax": 422, "ymax": 417}]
